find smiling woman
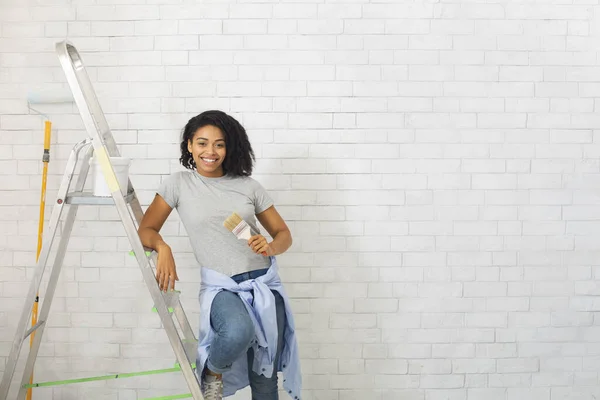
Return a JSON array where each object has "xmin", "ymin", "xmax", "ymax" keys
[
  {"xmin": 137, "ymin": 110, "xmax": 301, "ymax": 400},
  {"xmin": 179, "ymin": 111, "xmax": 255, "ymax": 178},
  {"xmin": 188, "ymin": 125, "xmax": 227, "ymax": 176}
]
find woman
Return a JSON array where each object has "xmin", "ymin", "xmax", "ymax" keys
[{"xmin": 138, "ymin": 110, "xmax": 302, "ymax": 400}]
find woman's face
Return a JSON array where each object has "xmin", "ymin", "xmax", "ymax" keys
[{"xmin": 187, "ymin": 125, "xmax": 226, "ymax": 177}]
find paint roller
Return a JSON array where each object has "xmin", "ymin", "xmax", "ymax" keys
[
  {"xmin": 27, "ymin": 88, "xmax": 74, "ymax": 105},
  {"xmin": 27, "ymin": 89, "xmax": 75, "ymax": 119},
  {"xmin": 25, "ymin": 87, "xmax": 74, "ymax": 400}
]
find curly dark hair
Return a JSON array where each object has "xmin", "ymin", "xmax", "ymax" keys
[{"xmin": 179, "ymin": 110, "xmax": 255, "ymax": 177}]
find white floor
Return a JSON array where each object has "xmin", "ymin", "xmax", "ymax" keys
[{"xmin": 229, "ymin": 387, "xmax": 250, "ymax": 399}]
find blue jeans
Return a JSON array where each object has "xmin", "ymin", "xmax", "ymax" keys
[{"xmin": 206, "ymin": 268, "xmax": 286, "ymax": 400}]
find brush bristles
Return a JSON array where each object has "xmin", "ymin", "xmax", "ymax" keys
[{"xmin": 223, "ymin": 212, "xmax": 244, "ymax": 232}]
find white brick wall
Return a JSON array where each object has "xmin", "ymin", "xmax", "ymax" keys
[{"xmin": 2, "ymin": 1, "xmax": 600, "ymax": 399}]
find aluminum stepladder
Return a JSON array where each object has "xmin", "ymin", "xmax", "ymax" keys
[{"xmin": 0, "ymin": 40, "xmax": 204, "ymax": 400}]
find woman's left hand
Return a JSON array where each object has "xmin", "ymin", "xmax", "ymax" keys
[{"xmin": 248, "ymin": 234, "xmax": 273, "ymax": 256}]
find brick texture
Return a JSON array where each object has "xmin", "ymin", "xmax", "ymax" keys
[{"xmin": 1, "ymin": 1, "xmax": 600, "ymax": 399}]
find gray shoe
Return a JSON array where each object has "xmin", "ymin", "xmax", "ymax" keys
[{"xmin": 202, "ymin": 373, "xmax": 223, "ymax": 400}]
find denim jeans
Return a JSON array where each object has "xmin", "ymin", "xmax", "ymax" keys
[{"xmin": 206, "ymin": 268, "xmax": 286, "ymax": 400}]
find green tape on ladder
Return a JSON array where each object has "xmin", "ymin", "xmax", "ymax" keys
[
  {"xmin": 152, "ymin": 289, "xmax": 180, "ymax": 313},
  {"xmin": 128, "ymin": 248, "xmax": 179, "ymax": 313},
  {"xmin": 129, "ymin": 250, "xmax": 153, "ymax": 257},
  {"xmin": 152, "ymin": 306, "xmax": 175, "ymax": 313},
  {"xmin": 23, "ymin": 366, "xmax": 184, "ymax": 388},
  {"xmin": 174, "ymin": 362, "xmax": 196, "ymax": 369}
]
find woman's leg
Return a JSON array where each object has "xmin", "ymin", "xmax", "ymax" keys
[
  {"xmin": 206, "ymin": 290, "xmax": 255, "ymax": 374},
  {"xmin": 247, "ymin": 290, "xmax": 286, "ymax": 400}
]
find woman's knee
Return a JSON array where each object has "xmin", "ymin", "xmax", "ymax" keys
[
  {"xmin": 211, "ymin": 291, "xmax": 255, "ymax": 347},
  {"xmin": 224, "ymin": 312, "xmax": 254, "ymax": 346}
]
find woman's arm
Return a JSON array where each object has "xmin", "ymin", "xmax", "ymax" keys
[
  {"xmin": 138, "ymin": 195, "xmax": 173, "ymax": 251},
  {"xmin": 251, "ymin": 205, "xmax": 292, "ymax": 256},
  {"xmin": 138, "ymin": 194, "xmax": 178, "ymax": 291}
]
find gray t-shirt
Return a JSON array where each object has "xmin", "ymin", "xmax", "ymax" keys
[{"xmin": 157, "ymin": 170, "xmax": 274, "ymax": 276}]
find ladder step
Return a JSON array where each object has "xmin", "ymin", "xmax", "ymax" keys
[
  {"xmin": 23, "ymin": 366, "xmax": 188, "ymax": 389},
  {"xmin": 23, "ymin": 320, "xmax": 45, "ymax": 340},
  {"xmin": 64, "ymin": 191, "xmax": 134, "ymax": 205}
]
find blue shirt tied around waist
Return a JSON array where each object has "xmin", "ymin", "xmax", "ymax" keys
[{"xmin": 197, "ymin": 257, "xmax": 302, "ymax": 399}]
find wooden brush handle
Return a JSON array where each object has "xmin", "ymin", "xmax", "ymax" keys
[{"xmin": 239, "ymin": 225, "xmax": 267, "ymax": 256}]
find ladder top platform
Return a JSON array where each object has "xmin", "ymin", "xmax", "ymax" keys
[{"xmin": 65, "ymin": 191, "xmax": 135, "ymax": 205}]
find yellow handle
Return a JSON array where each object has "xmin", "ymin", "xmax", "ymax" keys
[
  {"xmin": 29, "ymin": 120, "xmax": 52, "ymax": 400},
  {"xmin": 43, "ymin": 120, "xmax": 51, "ymax": 150}
]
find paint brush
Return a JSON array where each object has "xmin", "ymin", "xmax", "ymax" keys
[{"xmin": 223, "ymin": 212, "xmax": 267, "ymax": 256}]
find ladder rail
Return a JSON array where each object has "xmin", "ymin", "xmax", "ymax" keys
[
  {"xmin": 129, "ymin": 197, "xmax": 198, "ymax": 343},
  {"xmin": 17, "ymin": 145, "xmax": 93, "ymax": 400},
  {"xmin": 55, "ymin": 41, "xmax": 120, "ymax": 157},
  {"xmin": 122, "ymin": 214, "xmax": 202, "ymax": 399},
  {"xmin": 0, "ymin": 139, "xmax": 90, "ymax": 400}
]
